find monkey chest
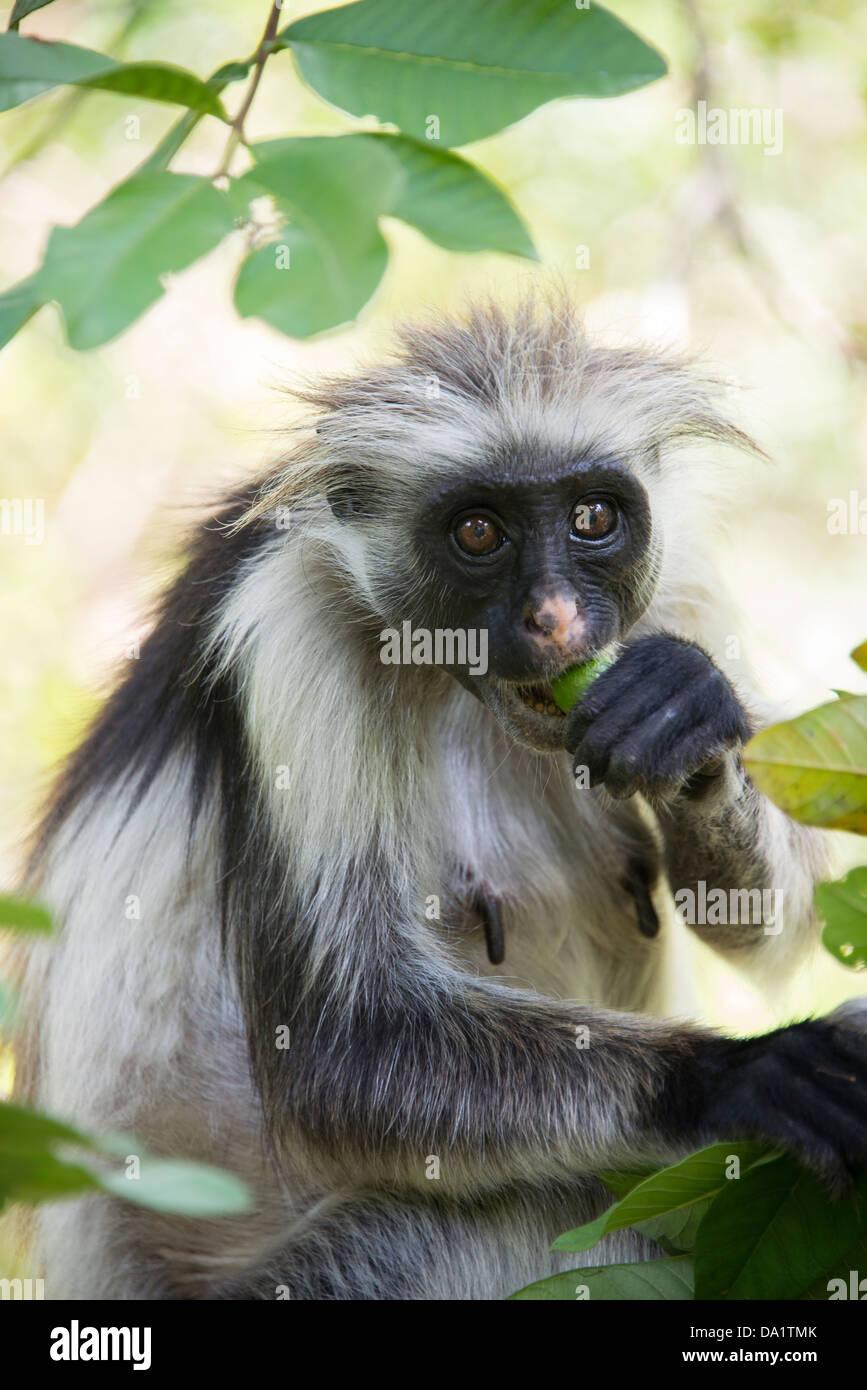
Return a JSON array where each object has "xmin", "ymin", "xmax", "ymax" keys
[{"xmin": 436, "ymin": 772, "xmax": 664, "ymax": 1005}]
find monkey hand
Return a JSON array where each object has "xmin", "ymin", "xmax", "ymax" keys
[
  {"xmin": 686, "ymin": 1000, "xmax": 867, "ymax": 1191},
  {"xmin": 563, "ymin": 633, "xmax": 750, "ymax": 802}
]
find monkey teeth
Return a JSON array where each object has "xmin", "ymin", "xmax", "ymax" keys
[{"xmin": 516, "ymin": 683, "xmax": 565, "ymax": 718}]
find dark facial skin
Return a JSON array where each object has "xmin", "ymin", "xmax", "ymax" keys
[{"xmin": 408, "ymin": 460, "xmax": 657, "ymax": 751}]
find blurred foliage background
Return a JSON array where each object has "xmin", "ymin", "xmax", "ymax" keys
[{"xmin": 0, "ymin": 0, "xmax": 866, "ymax": 1045}]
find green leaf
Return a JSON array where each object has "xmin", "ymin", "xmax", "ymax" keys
[
  {"xmin": 0, "ymin": 893, "xmax": 53, "ymax": 933},
  {"xmin": 0, "ymin": 1151, "xmax": 97, "ymax": 1205},
  {"xmin": 9, "ymin": 0, "xmax": 57, "ymax": 27},
  {"xmin": 0, "ymin": 171, "xmax": 238, "ymax": 351},
  {"xmin": 0, "ymin": 1101, "xmax": 251, "ymax": 1217},
  {"xmin": 509, "ymin": 1254, "xmax": 694, "ymax": 1301},
  {"xmin": 694, "ymin": 1155, "xmax": 866, "ymax": 1301},
  {"xmin": 86, "ymin": 1157, "xmax": 251, "ymax": 1217},
  {"xmin": 743, "ymin": 695, "xmax": 867, "ymax": 833},
  {"xmin": 0, "ymin": 33, "xmax": 227, "ymax": 118},
  {"xmin": 852, "ymin": 641, "xmax": 867, "ymax": 674},
  {"xmin": 0, "ymin": 273, "xmax": 43, "ymax": 346},
  {"xmin": 234, "ymin": 136, "xmax": 402, "ymax": 338},
  {"xmin": 233, "ymin": 133, "xmax": 534, "ymax": 339},
  {"xmin": 362, "ymin": 132, "xmax": 535, "ymax": 257},
  {"xmin": 0, "ymin": 1101, "xmax": 99, "ymax": 1206},
  {"xmin": 0, "ymin": 1101, "xmax": 91, "ymax": 1152},
  {"xmin": 280, "ymin": 0, "xmax": 667, "ymax": 147},
  {"xmin": 802, "ymin": 1227, "xmax": 867, "ymax": 1300},
  {"xmin": 816, "ymin": 866, "xmax": 867, "ymax": 970},
  {"xmin": 138, "ymin": 60, "xmax": 254, "ymax": 176},
  {"xmin": 634, "ymin": 1199, "xmax": 712, "ymax": 1254},
  {"xmin": 600, "ymin": 1167, "xmax": 656, "ymax": 1200},
  {"xmin": 553, "ymin": 1142, "xmax": 773, "ymax": 1253}
]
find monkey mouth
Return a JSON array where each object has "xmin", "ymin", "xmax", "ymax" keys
[
  {"xmin": 512, "ymin": 680, "xmax": 565, "ymax": 720},
  {"xmin": 472, "ymin": 675, "xmax": 569, "ymax": 754}
]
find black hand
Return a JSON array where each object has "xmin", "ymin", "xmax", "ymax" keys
[
  {"xmin": 564, "ymin": 634, "xmax": 751, "ymax": 801},
  {"xmin": 680, "ymin": 1004, "xmax": 867, "ymax": 1190}
]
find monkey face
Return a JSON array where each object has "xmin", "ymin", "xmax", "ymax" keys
[{"xmin": 405, "ymin": 457, "xmax": 659, "ymax": 753}]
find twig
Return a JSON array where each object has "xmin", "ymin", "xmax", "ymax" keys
[
  {"xmin": 674, "ymin": 0, "xmax": 867, "ymax": 366},
  {"xmin": 216, "ymin": 0, "xmax": 283, "ymax": 178}
]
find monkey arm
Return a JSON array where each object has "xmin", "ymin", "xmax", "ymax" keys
[
  {"xmin": 562, "ymin": 632, "xmax": 829, "ymax": 963},
  {"xmin": 656, "ymin": 754, "xmax": 828, "ymax": 960},
  {"xmin": 233, "ymin": 868, "xmax": 701, "ymax": 1191},
  {"xmin": 269, "ymin": 978, "xmax": 706, "ymax": 1192},
  {"xmin": 237, "ymin": 886, "xmax": 867, "ymax": 1198}
]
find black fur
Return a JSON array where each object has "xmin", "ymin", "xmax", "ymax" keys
[
  {"xmin": 29, "ymin": 487, "xmax": 270, "ymax": 882},
  {"xmin": 668, "ymin": 1017, "xmax": 867, "ymax": 1193},
  {"xmin": 564, "ymin": 634, "xmax": 752, "ymax": 801},
  {"xmin": 29, "ymin": 302, "xmax": 863, "ymax": 1301}
]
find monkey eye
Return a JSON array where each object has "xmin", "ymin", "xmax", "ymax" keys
[
  {"xmin": 571, "ymin": 497, "xmax": 618, "ymax": 541},
  {"xmin": 453, "ymin": 514, "xmax": 505, "ymax": 557}
]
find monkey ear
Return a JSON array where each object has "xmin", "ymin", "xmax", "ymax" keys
[
  {"xmin": 327, "ymin": 481, "xmax": 367, "ymax": 520},
  {"xmin": 325, "ymin": 462, "xmax": 382, "ymax": 521},
  {"xmin": 317, "ymin": 421, "xmax": 378, "ymax": 519}
]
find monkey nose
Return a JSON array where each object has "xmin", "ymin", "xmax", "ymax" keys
[{"xmin": 524, "ymin": 596, "xmax": 585, "ymax": 649}]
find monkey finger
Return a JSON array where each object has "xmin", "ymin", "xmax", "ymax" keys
[
  {"xmin": 593, "ymin": 695, "xmax": 712, "ymax": 799},
  {"xmin": 601, "ymin": 749, "xmax": 646, "ymax": 800},
  {"xmin": 662, "ymin": 716, "xmax": 744, "ymax": 787},
  {"xmin": 571, "ymin": 735, "xmax": 614, "ymax": 788},
  {"xmin": 562, "ymin": 671, "xmax": 682, "ymax": 758},
  {"xmin": 563, "ymin": 640, "xmax": 680, "ymax": 744}
]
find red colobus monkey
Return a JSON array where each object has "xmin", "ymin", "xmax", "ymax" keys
[{"xmin": 20, "ymin": 298, "xmax": 866, "ymax": 1299}]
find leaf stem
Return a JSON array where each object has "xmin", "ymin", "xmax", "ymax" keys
[{"xmin": 216, "ymin": 0, "xmax": 283, "ymax": 177}]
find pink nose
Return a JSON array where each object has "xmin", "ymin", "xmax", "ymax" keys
[{"xmin": 524, "ymin": 596, "xmax": 585, "ymax": 649}]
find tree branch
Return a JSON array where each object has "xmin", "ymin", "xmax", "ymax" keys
[
  {"xmin": 216, "ymin": 0, "xmax": 283, "ymax": 178},
  {"xmin": 676, "ymin": 0, "xmax": 867, "ymax": 366}
]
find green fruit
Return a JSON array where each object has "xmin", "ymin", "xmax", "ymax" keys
[{"xmin": 551, "ymin": 649, "xmax": 617, "ymax": 714}]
